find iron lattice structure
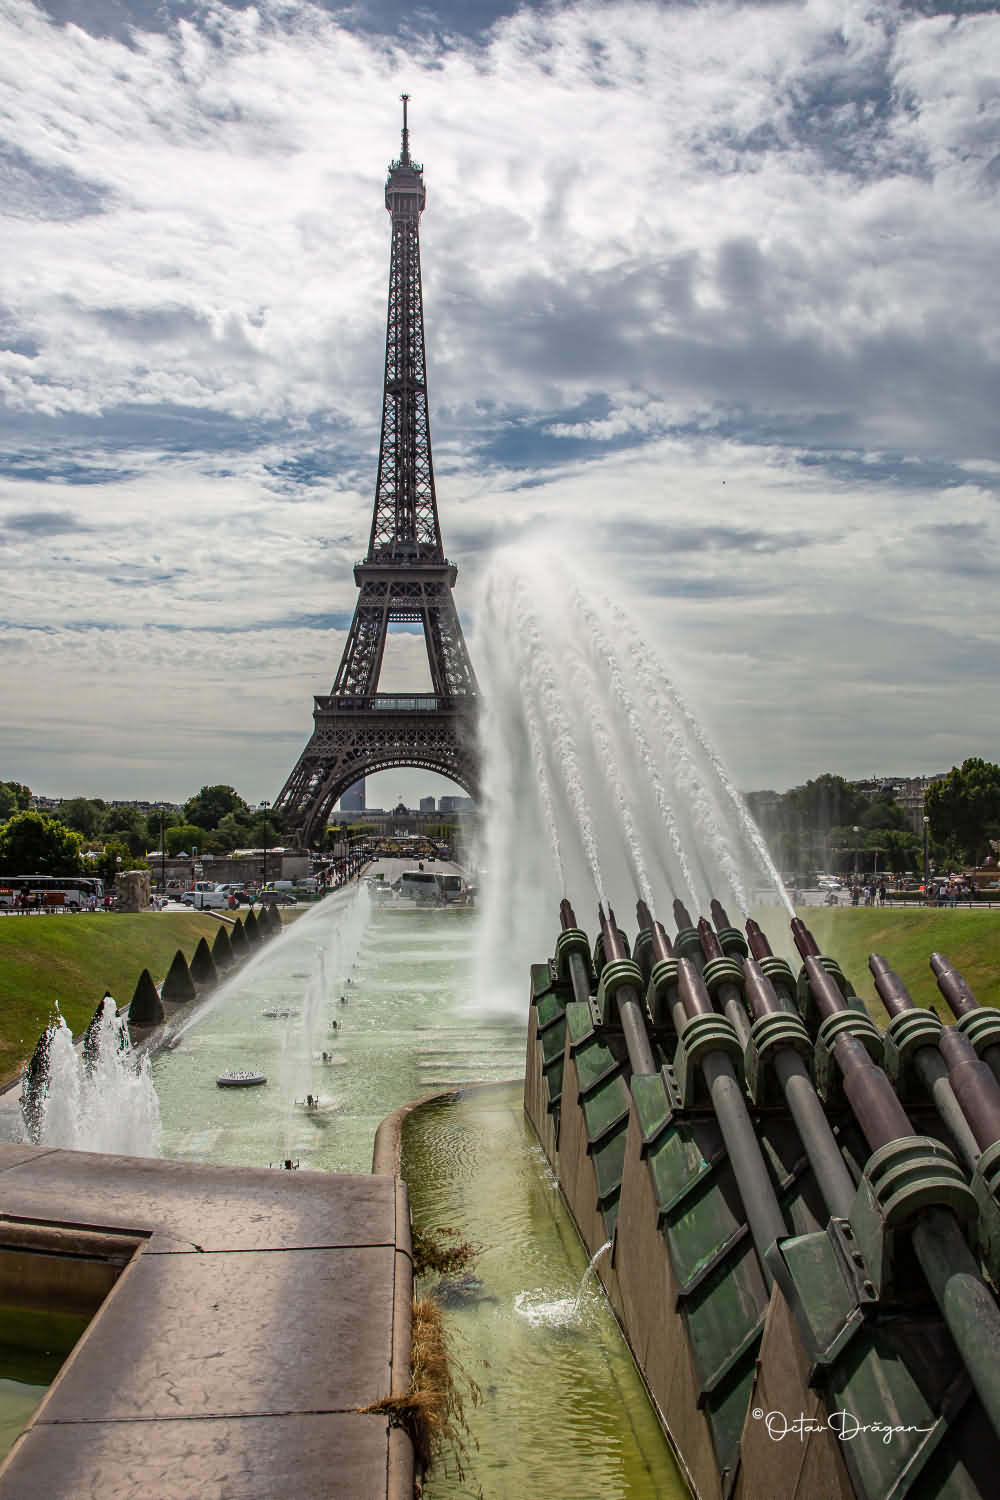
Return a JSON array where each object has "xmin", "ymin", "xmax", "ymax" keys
[{"xmin": 275, "ymin": 99, "xmax": 479, "ymax": 846}]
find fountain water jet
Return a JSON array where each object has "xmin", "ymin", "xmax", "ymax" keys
[{"xmin": 20, "ymin": 998, "xmax": 162, "ymax": 1156}]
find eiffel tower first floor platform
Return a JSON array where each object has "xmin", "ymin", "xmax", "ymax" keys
[{"xmin": 275, "ymin": 693, "xmax": 480, "ymax": 847}]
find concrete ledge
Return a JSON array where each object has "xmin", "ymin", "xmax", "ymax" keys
[{"xmin": 0, "ymin": 1145, "xmax": 414, "ymax": 1500}]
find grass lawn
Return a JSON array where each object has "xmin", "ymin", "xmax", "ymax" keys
[
  {"xmin": 752, "ymin": 904, "xmax": 1000, "ymax": 1028},
  {"xmin": 0, "ymin": 912, "xmax": 226, "ymax": 1087}
]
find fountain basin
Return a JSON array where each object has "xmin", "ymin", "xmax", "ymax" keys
[{"xmin": 215, "ymin": 1071, "xmax": 267, "ymax": 1089}]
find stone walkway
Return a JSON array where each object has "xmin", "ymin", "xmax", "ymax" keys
[{"xmin": 0, "ymin": 1143, "xmax": 413, "ymax": 1499}]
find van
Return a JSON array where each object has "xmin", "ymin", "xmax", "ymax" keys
[
  {"xmin": 434, "ymin": 873, "xmax": 465, "ymax": 904},
  {"xmin": 393, "ymin": 870, "xmax": 440, "ymax": 905}
]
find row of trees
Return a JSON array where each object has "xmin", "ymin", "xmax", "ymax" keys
[
  {"xmin": 747, "ymin": 760, "xmax": 1000, "ymax": 876},
  {"xmin": 0, "ymin": 783, "xmax": 285, "ymax": 879}
]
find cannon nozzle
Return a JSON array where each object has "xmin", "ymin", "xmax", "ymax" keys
[
  {"xmin": 742, "ymin": 955, "xmax": 782, "ymax": 1020},
  {"xmin": 698, "ymin": 916, "xmax": 723, "ymax": 961},
  {"xmin": 930, "ymin": 953, "xmax": 979, "ymax": 1018},
  {"xmin": 868, "ymin": 953, "xmax": 914, "ymax": 1018},
  {"xmin": 744, "ymin": 918, "xmax": 773, "ymax": 960},
  {"xmin": 599, "ymin": 904, "xmax": 628, "ymax": 963},
  {"xmin": 636, "ymin": 899, "xmax": 654, "ymax": 932},
  {"xmin": 710, "ymin": 898, "xmax": 732, "ymax": 931},
  {"xmin": 673, "ymin": 898, "xmax": 694, "ymax": 931},
  {"xmin": 559, "ymin": 898, "xmax": 577, "ymax": 931},
  {"xmin": 791, "ymin": 917, "xmax": 821, "ymax": 959}
]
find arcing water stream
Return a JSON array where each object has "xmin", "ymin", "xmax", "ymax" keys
[{"xmin": 476, "ymin": 543, "xmax": 791, "ymax": 1012}]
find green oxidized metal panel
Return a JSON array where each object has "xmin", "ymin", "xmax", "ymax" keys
[
  {"xmin": 565, "ymin": 999, "xmax": 595, "ymax": 1048},
  {"xmin": 574, "ymin": 1037, "xmax": 623, "ymax": 1099},
  {"xmin": 530, "ymin": 962, "xmax": 557, "ymax": 1001},
  {"xmin": 539, "ymin": 1018, "xmax": 566, "ymax": 1068},
  {"xmin": 544, "ymin": 1055, "xmax": 563, "ymax": 1112},
  {"xmin": 535, "ymin": 990, "xmax": 565, "ymax": 1032},
  {"xmin": 582, "ymin": 1075, "xmax": 630, "ymax": 1147},
  {"xmin": 631, "ymin": 1072, "xmax": 671, "ymax": 1148},
  {"xmin": 592, "ymin": 1128, "xmax": 629, "ymax": 1206}
]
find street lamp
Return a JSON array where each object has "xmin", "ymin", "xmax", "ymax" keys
[
  {"xmin": 853, "ymin": 826, "xmax": 861, "ymax": 883},
  {"xmin": 923, "ymin": 815, "xmax": 930, "ymax": 899},
  {"xmin": 159, "ymin": 809, "xmax": 166, "ymax": 898},
  {"xmin": 260, "ymin": 800, "xmax": 270, "ymax": 887}
]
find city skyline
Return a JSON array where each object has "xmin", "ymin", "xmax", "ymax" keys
[{"xmin": 2, "ymin": 0, "xmax": 998, "ymax": 809}]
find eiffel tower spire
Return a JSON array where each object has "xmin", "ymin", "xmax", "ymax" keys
[{"xmin": 275, "ymin": 101, "xmax": 479, "ymax": 846}]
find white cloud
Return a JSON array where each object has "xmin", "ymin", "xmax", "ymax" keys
[{"xmin": 0, "ymin": 0, "xmax": 997, "ymax": 810}]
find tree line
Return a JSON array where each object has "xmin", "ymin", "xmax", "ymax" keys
[
  {"xmin": 742, "ymin": 759, "xmax": 1000, "ymax": 877},
  {"xmin": 0, "ymin": 783, "xmax": 285, "ymax": 882}
]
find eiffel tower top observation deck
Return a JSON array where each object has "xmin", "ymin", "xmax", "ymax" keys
[{"xmin": 274, "ymin": 99, "xmax": 479, "ymax": 845}]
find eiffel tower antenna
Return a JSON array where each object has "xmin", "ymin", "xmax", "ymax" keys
[{"xmin": 274, "ymin": 101, "xmax": 479, "ymax": 846}]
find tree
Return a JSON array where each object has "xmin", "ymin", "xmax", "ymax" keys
[
  {"xmin": 59, "ymin": 797, "xmax": 107, "ymax": 839},
  {"xmin": 0, "ymin": 781, "xmax": 32, "ymax": 819},
  {"xmin": 0, "ymin": 811, "xmax": 84, "ymax": 876},
  {"xmin": 184, "ymin": 785, "xmax": 249, "ymax": 831},
  {"xmin": 95, "ymin": 840, "xmax": 146, "ymax": 885},
  {"xmin": 102, "ymin": 805, "xmax": 149, "ymax": 857},
  {"xmin": 926, "ymin": 760, "xmax": 1000, "ymax": 867},
  {"xmin": 165, "ymin": 823, "xmax": 206, "ymax": 856}
]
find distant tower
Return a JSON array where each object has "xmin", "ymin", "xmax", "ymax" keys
[
  {"xmin": 341, "ymin": 779, "xmax": 366, "ymax": 812},
  {"xmin": 275, "ymin": 98, "xmax": 479, "ymax": 845}
]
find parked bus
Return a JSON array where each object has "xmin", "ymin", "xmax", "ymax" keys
[{"xmin": 0, "ymin": 875, "xmax": 105, "ymax": 911}]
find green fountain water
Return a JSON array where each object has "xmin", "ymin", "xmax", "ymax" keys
[{"xmin": 148, "ymin": 886, "xmax": 687, "ymax": 1496}]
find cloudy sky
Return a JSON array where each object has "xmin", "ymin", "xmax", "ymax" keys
[{"xmin": 1, "ymin": 0, "xmax": 998, "ymax": 814}]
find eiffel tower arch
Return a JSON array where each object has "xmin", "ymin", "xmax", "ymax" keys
[{"xmin": 275, "ymin": 99, "xmax": 479, "ymax": 847}]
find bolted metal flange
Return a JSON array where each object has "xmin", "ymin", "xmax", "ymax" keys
[
  {"xmin": 744, "ymin": 1010, "xmax": 813, "ymax": 1106},
  {"xmin": 850, "ymin": 1135, "xmax": 976, "ymax": 1298},
  {"xmin": 714, "ymin": 925, "xmax": 749, "ymax": 959},
  {"xmin": 554, "ymin": 927, "xmax": 593, "ymax": 986},
  {"xmin": 596, "ymin": 957, "xmax": 645, "ymax": 1028},
  {"xmin": 883, "ymin": 1008, "xmax": 944, "ymax": 1101},
  {"xmin": 632, "ymin": 925, "xmax": 657, "ymax": 983},
  {"xmin": 673, "ymin": 925, "xmax": 703, "ymax": 962},
  {"xmin": 759, "ymin": 954, "xmax": 796, "ymax": 997},
  {"xmin": 956, "ymin": 1007, "xmax": 1000, "ymax": 1058},
  {"xmin": 646, "ymin": 956, "xmax": 680, "ymax": 1030},
  {"xmin": 797, "ymin": 956, "xmax": 856, "ymax": 1035},
  {"xmin": 702, "ymin": 955, "xmax": 745, "ymax": 1000},
  {"xmin": 674, "ymin": 1010, "xmax": 744, "ymax": 1108},
  {"xmin": 814, "ymin": 1009, "xmax": 884, "ymax": 1104}
]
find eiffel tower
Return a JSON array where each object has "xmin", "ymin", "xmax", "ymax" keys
[{"xmin": 275, "ymin": 98, "xmax": 479, "ymax": 846}]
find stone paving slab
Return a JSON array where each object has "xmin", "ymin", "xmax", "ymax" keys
[
  {"xmin": 0, "ymin": 1144, "xmax": 396, "ymax": 1250},
  {"xmin": 40, "ymin": 1246, "xmax": 396, "ymax": 1422},
  {"xmin": 1, "ymin": 1412, "xmax": 394, "ymax": 1500},
  {"xmin": 0, "ymin": 1143, "xmax": 412, "ymax": 1499}
]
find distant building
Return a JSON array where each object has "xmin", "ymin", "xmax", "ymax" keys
[
  {"xmin": 341, "ymin": 779, "xmax": 366, "ymax": 812},
  {"xmin": 439, "ymin": 795, "xmax": 475, "ymax": 813},
  {"xmin": 419, "ymin": 796, "xmax": 436, "ymax": 812}
]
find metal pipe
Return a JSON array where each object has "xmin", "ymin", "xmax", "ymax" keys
[
  {"xmin": 931, "ymin": 953, "xmax": 1000, "ymax": 1087},
  {"xmin": 560, "ymin": 899, "xmax": 595, "ymax": 1009},
  {"xmin": 744, "ymin": 917, "xmax": 798, "ymax": 1014},
  {"xmin": 868, "ymin": 955, "xmax": 983, "ymax": 1173},
  {"xmin": 598, "ymin": 907, "xmax": 657, "ymax": 1076},
  {"xmin": 743, "ymin": 957, "xmax": 857, "ymax": 1221},
  {"xmin": 796, "ymin": 937, "xmax": 1000, "ymax": 1437},
  {"xmin": 676, "ymin": 958, "xmax": 788, "ymax": 1277},
  {"xmin": 698, "ymin": 917, "xmax": 751, "ymax": 1049},
  {"xmin": 938, "ymin": 1027, "xmax": 1000, "ymax": 1153},
  {"xmin": 911, "ymin": 1208, "xmax": 1000, "ymax": 1439}
]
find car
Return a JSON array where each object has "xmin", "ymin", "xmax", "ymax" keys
[
  {"xmin": 258, "ymin": 890, "xmax": 297, "ymax": 905},
  {"xmin": 817, "ymin": 877, "xmax": 842, "ymax": 890}
]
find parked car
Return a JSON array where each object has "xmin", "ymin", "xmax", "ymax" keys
[{"xmin": 258, "ymin": 890, "xmax": 297, "ymax": 906}]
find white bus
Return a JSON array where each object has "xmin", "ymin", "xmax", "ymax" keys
[{"xmin": 0, "ymin": 875, "xmax": 105, "ymax": 911}]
